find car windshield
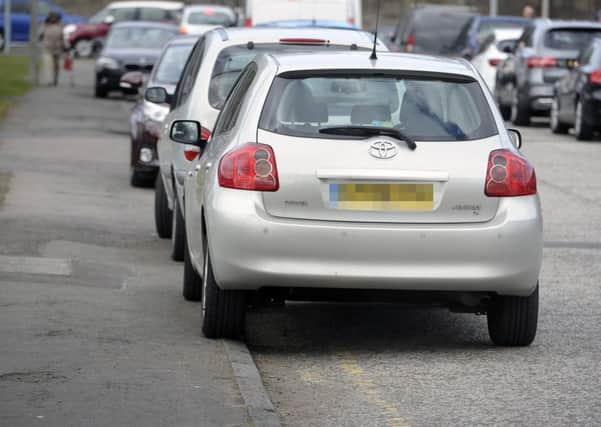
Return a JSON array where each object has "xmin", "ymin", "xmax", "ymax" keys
[
  {"xmin": 259, "ymin": 73, "xmax": 498, "ymax": 141},
  {"xmin": 187, "ymin": 9, "xmax": 235, "ymax": 26},
  {"xmin": 106, "ymin": 27, "xmax": 175, "ymax": 49},
  {"xmin": 154, "ymin": 44, "xmax": 194, "ymax": 85},
  {"xmin": 209, "ymin": 43, "xmax": 368, "ymax": 108},
  {"xmin": 544, "ymin": 29, "xmax": 601, "ymax": 50}
]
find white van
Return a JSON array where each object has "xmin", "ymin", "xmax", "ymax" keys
[{"xmin": 244, "ymin": 0, "xmax": 362, "ymax": 29}]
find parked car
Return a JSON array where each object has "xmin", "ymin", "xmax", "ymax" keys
[
  {"xmin": 179, "ymin": 5, "xmax": 237, "ymax": 35},
  {"xmin": 65, "ymin": 1, "xmax": 183, "ymax": 58},
  {"xmin": 95, "ymin": 21, "xmax": 178, "ymax": 98},
  {"xmin": 146, "ymin": 27, "xmax": 386, "ymax": 261},
  {"xmin": 243, "ymin": 0, "xmax": 361, "ymax": 29},
  {"xmin": 173, "ymin": 50, "xmax": 542, "ymax": 345},
  {"xmin": 124, "ymin": 35, "xmax": 197, "ymax": 187},
  {"xmin": 450, "ymin": 15, "xmax": 529, "ymax": 59},
  {"xmin": 550, "ymin": 38, "xmax": 601, "ymax": 139},
  {"xmin": 388, "ymin": 4, "xmax": 475, "ymax": 54},
  {"xmin": 0, "ymin": 0, "xmax": 83, "ymax": 49},
  {"xmin": 495, "ymin": 19, "xmax": 601, "ymax": 126},
  {"xmin": 471, "ymin": 28, "xmax": 524, "ymax": 93}
]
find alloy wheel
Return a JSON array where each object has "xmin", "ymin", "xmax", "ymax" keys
[{"xmin": 75, "ymin": 40, "xmax": 93, "ymax": 58}]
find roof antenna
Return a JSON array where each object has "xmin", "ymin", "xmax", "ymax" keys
[{"xmin": 370, "ymin": 0, "xmax": 381, "ymax": 60}]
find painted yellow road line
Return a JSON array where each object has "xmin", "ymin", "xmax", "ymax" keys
[{"xmin": 339, "ymin": 356, "xmax": 410, "ymax": 427}]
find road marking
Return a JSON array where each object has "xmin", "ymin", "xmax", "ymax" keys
[
  {"xmin": 0, "ymin": 256, "xmax": 72, "ymax": 276},
  {"xmin": 339, "ymin": 356, "xmax": 410, "ymax": 427}
]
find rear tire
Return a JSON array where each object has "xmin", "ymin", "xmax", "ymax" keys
[
  {"xmin": 574, "ymin": 100, "xmax": 593, "ymax": 141},
  {"xmin": 511, "ymin": 95, "xmax": 531, "ymax": 126},
  {"xmin": 94, "ymin": 84, "xmax": 108, "ymax": 99},
  {"xmin": 130, "ymin": 169, "xmax": 153, "ymax": 187},
  {"xmin": 487, "ymin": 284, "xmax": 538, "ymax": 346},
  {"xmin": 154, "ymin": 176, "xmax": 172, "ymax": 239},
  {"xmin": 201, "ymin": 244, "xmax": 246, "ymax": 339},
  {"xmin": 171, "ymin": 198, "xmax": 185, "ymax": 262},
  {"xmin": 550, "ymin": 97, "xmax": 569, "ymax": 134},
  {"xmin": 499, "ymin": 104, "xmax": 511, "ymax": 121},
  {"xmin": 183, "ymin": 236, "xmax": 202, "ymax": 301},
  {"xmin": 74, "ymin": 39, "xmax": 94, "ymax": 58}
]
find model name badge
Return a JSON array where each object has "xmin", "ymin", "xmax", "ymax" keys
[
  {"xmin": 285, "ymin": 200, "xmax": 308, "ymax": 207},
  {"xmin": 452, "ymin": 204, "xmax": 481, "ymax": 211}
]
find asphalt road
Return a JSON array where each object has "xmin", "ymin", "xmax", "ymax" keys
[
  {"xmin": 248, "ymin": 121, "xmax": 601, "ymax": 426},
  {"xmin": 0, "ymin": 61, "xmax": 249, "ymax": 426},
  {"xmin": 1, "ymin": 60, "xmax": 600, "ymax": 426}
]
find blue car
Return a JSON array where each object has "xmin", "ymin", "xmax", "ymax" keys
[
  {"xmin": 450, "ymin": 15, "xmax": 529, "ymax": 58},
  {"xmin": 0, "ymin": 0, "xmax": 84, "ymax": 48}
]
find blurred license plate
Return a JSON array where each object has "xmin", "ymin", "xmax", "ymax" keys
[{"xmin": 329, "ymin": 183, "xmax": 434, "ymax": 211}]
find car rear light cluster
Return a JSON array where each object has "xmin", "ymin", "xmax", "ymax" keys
[
  {"xmin": 244, "ymin": 17, "xmax": 252, "ymax": 27},
  {"xmin": 183, "ymin": 127, "xmax": 211, "ymax": 161},
  {"xmin": 218, "ymin": 143, "xmax": 279, "ymax": 191},
  {"xmin": 488, "ymin": 58, "xmax": 501, "ymax": 66},
  {"xmin": 589, "ymin": 68, "xmax": 601, "ymax": 84},
  {"xmin": 526, "ymin": 56, "xmax": 557, "ymax": 68},
  {"xmin": 485, "ymin": 149, "xmax": 537, "ymax": 197}
]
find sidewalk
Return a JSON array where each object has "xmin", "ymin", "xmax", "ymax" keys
[{"xmin": 0, "ymin": 61, "xmax": 251, "ymax": 426}]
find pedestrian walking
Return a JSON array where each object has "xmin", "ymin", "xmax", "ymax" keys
[
  {"xmin": 522, "ymin": 4, "xmax": 536, "ymax": 19},
  {"xmin": 40, "ymin": 12, "xmax": 65, "ymax": 86}
]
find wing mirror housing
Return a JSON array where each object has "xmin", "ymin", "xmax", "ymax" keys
[
  {"xmin": 120, "ymin": 71, "xmax": 144, "ymax": 94},
  {"xmin": 507, "ymin": 128, "xmax": 522, "ymax": 150},
  {"xmin": 170, "ymin": 120, "xmax": 208, "ymax": 148},
  {"xmin": 145, "ymin": 86, "xmax": 172, "ymax": 105}
]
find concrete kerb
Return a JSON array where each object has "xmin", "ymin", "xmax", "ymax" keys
[{"xmin": 222, "ymin": 339, "xmax": 281, "ymax": 427}]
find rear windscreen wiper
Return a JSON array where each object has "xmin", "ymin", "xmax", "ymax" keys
[{"xmin": 319, "ymin": 126, "xmax": 417, "ymax": 150}]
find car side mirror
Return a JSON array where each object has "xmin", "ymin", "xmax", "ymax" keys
[
  {"xmin": 170, "ymin": 120, "xmax": 207, "ymax": 147},
  {"xmin": 507, "ymin": 128, "xmax": 522, "ymax": 150},
  {"xmin": 103, "ymin": 15, "xmax": 115, "ymax": 25},
  {"xmin": 145, "ymin": 86, "xmax": 172, "ymax": 105},
  {"xmin": 120, "ymin": 71, "xmax": 144, "ymax": 94}
]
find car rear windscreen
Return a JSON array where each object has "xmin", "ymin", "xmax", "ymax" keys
[
  {"xmin": 544, "ymin": 28, "xmax": 601, "ymax": 50},
  {"xmin": 188, "ymin": 9, "xmax": 235, "ymax": 26},
  {"xmin": 413, "ymin": 11, "xmax": 474, "ymax": 54},
  {"xmin": 106, "ymin": 27, "xmax": 175, "ymax": 49},
  {"xmin": 259, "ymin": 73, "xmax": 498, "ymax": 141},
  {"xmin": 208, "ymin": 44, "xmax": 368, "ymax": 108}
]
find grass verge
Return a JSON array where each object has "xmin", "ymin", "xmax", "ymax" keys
[{"xmin": 0, "ymin": 55, "xmax": 31, "ymax": 120}]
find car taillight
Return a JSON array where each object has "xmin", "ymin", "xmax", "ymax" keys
[
  {"xmin": 218, "ymin": 143, "xmax": 279, "ymax": 191},
  {"xmin": 405, "ymin": 33, "xmax": 415, "ymax": 52},
  {"xmin": 179, "ymin": 25, "xmax": 188, "ymax": 34},
  {"xmin": 485, "ymin": 149, "xmax": 536, "ymax": 197},
  {"xmin": 244, "ymin": 17, "xmax": 252, "ymax": 27},
  {"xmin": 589, "ymin": 68, "xmax": 601, "ymax": 84},
  {"xmin": 183, "ymin": 127, "xmax": 211, "ymax": 161},
  {"xmin": 347, "ymin": 17, "xmax": 355, "ymax": 26},
  {"xmin": 527, "ymin": 56, "xmax": 557, "ymax": 68},
  {"xmin": 488, "ymin": 58, "xmax": 501, "ymax": 66}
]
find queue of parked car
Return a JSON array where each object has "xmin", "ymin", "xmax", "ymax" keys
[{"xmin": 77, "ymin": 0, "xmax": 601, "ymax": 347}]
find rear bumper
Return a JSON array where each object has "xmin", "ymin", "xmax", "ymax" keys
[
  {"xmin": 206, "ymin": 192, "xmax": 543, "ymax": 297},
  {"xmin": 527, "ymin": 84, "xmax": 554, "ymax": 112}
]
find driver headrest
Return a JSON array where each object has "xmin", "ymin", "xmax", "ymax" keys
[{"xmin": 351, "ymin": 105, "xmax": 392, "ymax": 125}]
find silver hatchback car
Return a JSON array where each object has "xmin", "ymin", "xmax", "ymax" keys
[{"xmin": 175, "ymin": 52, "xmax": 543, "ymax": 346}]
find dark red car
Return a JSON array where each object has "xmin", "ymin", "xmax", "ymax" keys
[
  {"xmin": 123, "ymin": 35, "xmax": 196, "ymax": 187},
  {"xmin": 65, "ymin": 1, "xmax": 183, "ymax": 57}
]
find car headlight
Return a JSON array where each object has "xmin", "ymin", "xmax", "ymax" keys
[
  {"xmin": 96, "ymin": 57, "xmax": 120, "ymax": 71},
  {"xmin": 143, "ymin": 100, "xmax": 169, "ymax": 123},
  {"xmin": 63, "ymin": 24, "xmax": 77, "ymax": 37}
]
